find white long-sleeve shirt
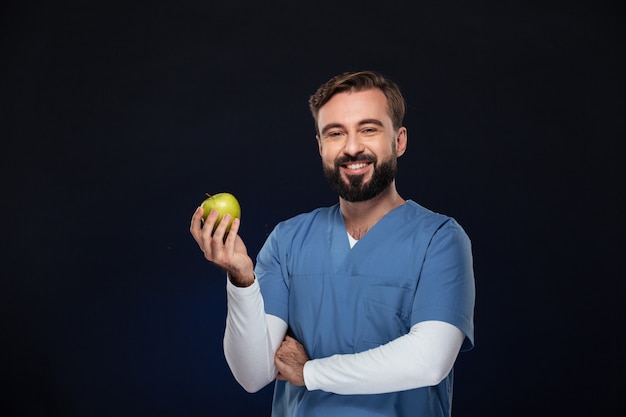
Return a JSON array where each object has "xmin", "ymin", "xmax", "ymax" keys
[{"xmin": 223, "ymin": 277, "xmax": 465, "ymax": 394}]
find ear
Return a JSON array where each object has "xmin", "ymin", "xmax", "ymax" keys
[
  {"xmin": 316, "ymin": 135, "xmax": 323, "ymax": 157},
  {"xmin": 395, "ymin": 127, "xmax": 407, "ymax": 157}
]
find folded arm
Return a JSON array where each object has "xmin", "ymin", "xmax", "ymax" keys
[{"xmin": 224, "ymin": 277, "xmax": 464, "ymax": 395}]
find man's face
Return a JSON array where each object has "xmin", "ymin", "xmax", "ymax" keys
[{"xmin": 316, "ymin": 89, "xmax": 407, "ymax": 202}]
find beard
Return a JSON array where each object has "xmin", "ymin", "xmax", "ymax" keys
[{"xmin": 323, "ymin": 154, "xmax": 397, "ymax": 202}]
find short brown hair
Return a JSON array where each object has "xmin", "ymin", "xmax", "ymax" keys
[{"xmin": 309, "ymin": 71, "xmax": 406, "ymax": 134}]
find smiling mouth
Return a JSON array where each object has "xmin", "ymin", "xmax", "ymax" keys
[
  {"xmin": 340, "ymin": 161, "xmax": 373, "ymax": 177},
  {"xmin": 344, "ymin": 162, "xmax": 370, "ymax": 170}
]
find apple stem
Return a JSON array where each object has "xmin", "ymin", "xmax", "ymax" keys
[{"xmin": 205, "ymin": 193, "xmax": 211, "ymax": 198}]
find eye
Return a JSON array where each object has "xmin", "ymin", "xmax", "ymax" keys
[
  {"xmin": 362, "ymin": 127, "xmax": 379, "ymax": 134},
  {"xmin": 326, "ymin": 130, "xmax": 344, "ymax": 138}
]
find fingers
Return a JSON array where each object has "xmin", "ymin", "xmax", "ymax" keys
[
  {"xmin": 210, "ymin": 212, "xmax": 232, "ymax": 244},
  {"xmin": 201, "ymin": 211, "xmax": 242, "ymax": 264},
  {"xmin": 274, "ymin": 355, "xmax": 289, "ymax": 382},
  {"xmin": 202, "ymin": 209, "xmax": 220, "ymax": 236},
  {"xmin": 190, "ymin": 206, "xmax": 228, "ymax": 255},
  {"xmin": 280, "ymin": 336, "xmax": 300, "ymax": 350},
  {"xmin": 223, "ymin": 217, "xmax": 240, "ymax": 248},
  {"xmin": 274, "ymin": 344, "xmax": 306, "ymax": 386}
]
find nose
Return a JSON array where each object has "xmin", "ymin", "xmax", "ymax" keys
[{"xmin": 343, "ymin": 132, "xmax": 364, "ymax": 156}]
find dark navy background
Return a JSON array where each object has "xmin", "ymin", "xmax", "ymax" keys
[{"xmin": 2, "ymin": 1, "xmax": 624, "ymax": 416}]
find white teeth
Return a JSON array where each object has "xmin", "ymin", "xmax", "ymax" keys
[{"xmin": 346, "ymin": 163, "xmax": 368, "ymax": 169}]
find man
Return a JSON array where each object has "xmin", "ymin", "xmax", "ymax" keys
[{"xmin": 190, "ymin": 71, "xmax": 475, "ymax": 417}]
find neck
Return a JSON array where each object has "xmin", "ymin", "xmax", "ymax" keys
[{"xmin": 340, "ymin": 182, "xmax": 405, "ymax": 240}]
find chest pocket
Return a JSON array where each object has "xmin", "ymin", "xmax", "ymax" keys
[{"xmin": 360, "ymin": 277, "xmax": 414, "ymax": 349}]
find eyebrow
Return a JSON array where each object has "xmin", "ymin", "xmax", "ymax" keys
[{"xmin": 320, "ymin": 119, "xmax": 385, "ymax": 135}]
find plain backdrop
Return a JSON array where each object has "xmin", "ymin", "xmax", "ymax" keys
[{"xmin": 2, "ymin": 0, "xmax": 624, "ymax": 416}]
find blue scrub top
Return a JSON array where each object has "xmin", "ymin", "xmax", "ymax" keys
[{"xmin": 255, "ymin": 201, "xmax": 475, "ymax": 417}]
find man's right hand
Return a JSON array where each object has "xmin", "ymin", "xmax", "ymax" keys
[{"xmin": 190, "ymin": 206, "xmax": 255, "ymax": 287}]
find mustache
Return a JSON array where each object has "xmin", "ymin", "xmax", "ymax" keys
[{"xmin": 334, "ymin": 154, "xmax": 377, "ymax": 167}]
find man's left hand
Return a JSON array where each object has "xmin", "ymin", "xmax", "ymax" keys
[{"xmin": 275, "ymin": 335, "xmax": 309, "ymax": 386}]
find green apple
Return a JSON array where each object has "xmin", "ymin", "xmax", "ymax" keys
[{"xmin": 201, "ymin": 192, "xmax": 241, "ymax": 232}]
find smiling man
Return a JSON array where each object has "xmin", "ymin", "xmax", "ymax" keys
[{"xmin": 190, "ymin": 71, "xmax": 476, "ymax": 417}]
